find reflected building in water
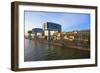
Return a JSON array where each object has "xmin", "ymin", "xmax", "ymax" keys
[{"xmin": 24, "ymin": 22, "xmax": 90, "ymax": 61}]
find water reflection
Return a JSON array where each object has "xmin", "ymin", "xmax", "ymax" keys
[{"xmin": 24, "ymin": 39, "xmax": 90, "ymax": 62}]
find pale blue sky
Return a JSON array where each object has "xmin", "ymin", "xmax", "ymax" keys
[{"xmin": 24, "ymin": 11, "xmax": 90, "ymax": 33}]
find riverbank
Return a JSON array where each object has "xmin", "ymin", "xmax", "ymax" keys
[
  {"xmin": 24, "ymin": 38, "xmax": 90, "ymax": 61},
  {"xmin": 32, "ymin": 38, "xmax": 90, "ymax": 51}
]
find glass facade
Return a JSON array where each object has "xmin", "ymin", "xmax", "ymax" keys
[{"xmin": 44, "ymin": 22, "xmax": 61, "ymax": 32}]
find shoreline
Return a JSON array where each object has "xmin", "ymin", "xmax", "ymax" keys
[{"xmin": 26, "ymin": 38, "xmax": 90, "ymax": 51}]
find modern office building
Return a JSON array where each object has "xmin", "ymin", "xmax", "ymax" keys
[
  {"xmin": 43, "ymin": 22, "xmax": 61, "ymax": 41},
  {"xmin": 32, "ymin": 28, "xmax": 43, "ymax": 38}
]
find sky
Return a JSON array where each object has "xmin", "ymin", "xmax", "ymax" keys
[{"xmin": 24, "ymin": 11, "xmax": 90, "ymax": 33}]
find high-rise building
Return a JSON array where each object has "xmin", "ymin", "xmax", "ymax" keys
[
  {"xmin": 43, "ymin": 22, "xmax": 61, "ymax": 40},
  {"xmin": 32, "ymin": 28, "xmax": 43, "ymax": 38}
]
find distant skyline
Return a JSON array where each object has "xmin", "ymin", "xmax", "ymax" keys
[{"xmin": 25, "ymin": 11, "xmax": 90, "ymax": 33}]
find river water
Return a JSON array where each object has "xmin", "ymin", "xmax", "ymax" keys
[{"xmin": 24, "ymin": 39, "xmax": 90, "ymax": 62}]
